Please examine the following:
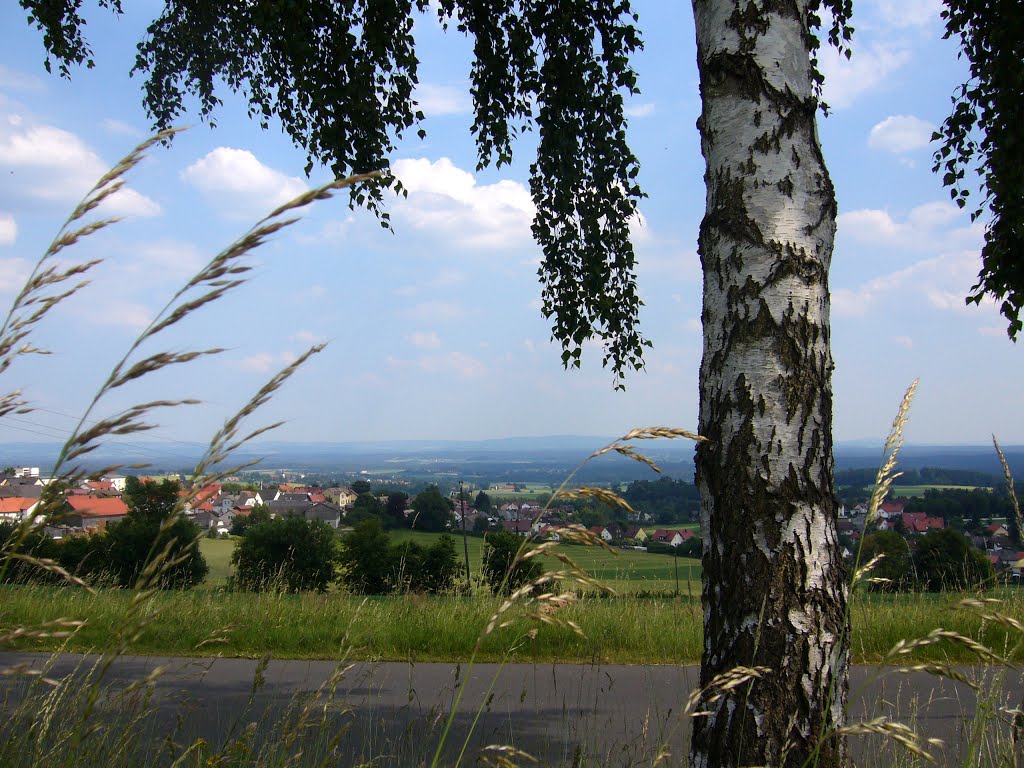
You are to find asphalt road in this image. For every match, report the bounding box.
[2,652,1022,766]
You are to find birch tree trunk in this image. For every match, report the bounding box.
[689,2,849,766]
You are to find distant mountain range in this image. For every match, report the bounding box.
[1,437,1022,482]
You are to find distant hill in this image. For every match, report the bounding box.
[1,438,1021,484]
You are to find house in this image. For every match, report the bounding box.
[987,523,1010,538]
[623,526,648,542]
[63,496,129,530]
[324,487,358,508]
[102,474,128,492]
[589,526,614,543]
[650,528,695,547]
[503,519,533,535]
[0,497,38,521]
[303,501,342,528]
[877,501,905,519]
[83,480,118,495]
[900,512,945,534]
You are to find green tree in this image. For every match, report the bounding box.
[409,486,455,533]
[0,521,58,584]
[231,516,338,593]
[913,528,995,592]
[350,480,372,496]
[337,518,394,595]
[230,504,271,536]
[123,476,179,526]
[348,492,383,524]
[384,491,409,528]
[859,531,914,592]
[109,475,207,589]
[473,491,492,514]
[481,530,542,595]
[391,535,461,593]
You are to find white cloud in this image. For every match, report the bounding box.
[979,325,1008,338]
[239,351,296,373]
[409,331,441,349]
[876,0,943,29]
[292,329,327,345]
[625,102,656,118]
[389,350,486,378]
[414,83,472,116]
[0,65,44,92]
[832,249,987,318]
[837,201,981,251]
[868,115,935,153]
[133,241,205,277]
[79,301,153,330]
[240,353,277,373]
[819,44,911,109]
[182,147,308,216]
[394,269,467,298]
[404,300,464,322]
[0,213,15,246]
[100,118,142,137]
[0,115,160,215]
[391,157,535,250]
[893,335,913,349]
[0,257,31,288]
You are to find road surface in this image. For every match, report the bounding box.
[2,652,1021,766]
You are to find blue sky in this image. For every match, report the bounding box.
[0,0,1020,451]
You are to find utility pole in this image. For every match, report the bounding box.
[460,480,471,594]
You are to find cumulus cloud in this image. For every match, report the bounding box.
[409,331,441,349]
[868,115,936,153]
[292,329,327,345]
[837,201,981,251]
[0,257,31,288]
[625,102,656,118]
[893,335,913,349]
[819,44,911,109]
[832,249,985,318]
[414,83,472,116]
[239,351,296,373]
[133,241,205,277]
[0,115,160,215]
[404,300,464,322]
[78,301,153,330]
[182,147,307,216]
[394,269,467,298]
[391,157,535,249]
[875,0,943,29]
[100,118,142,137]
[389,350,486,378]
[0,213,15,246]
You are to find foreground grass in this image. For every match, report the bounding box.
[3,584,1022,665]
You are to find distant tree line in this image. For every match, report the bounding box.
[835,467,999,489]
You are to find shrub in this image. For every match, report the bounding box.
[231,516,338,593]
[481,530,543,595]
[860,530,914,591]
[105,514,208,589]
[913,528,995,592]
[337,518,394,594]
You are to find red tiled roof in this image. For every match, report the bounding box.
[85,480,115,492]
[0,497,36,513]
[66,496,129,517]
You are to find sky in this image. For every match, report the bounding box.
[0,0,1021,453]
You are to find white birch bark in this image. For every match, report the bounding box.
[689,2,848,766]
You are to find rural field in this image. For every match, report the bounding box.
[2,534,1022,666]
[200,532,704,593]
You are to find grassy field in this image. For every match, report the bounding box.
[3,583,1023,666]
[201,531,702,594]
[871,484,987,498]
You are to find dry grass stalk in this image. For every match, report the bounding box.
[685,665,772,717]
[866,378,918,526]
[476,744,538,767]
[886,628,1004,665]
[834,717,943,762]
[993,435,1023,546]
